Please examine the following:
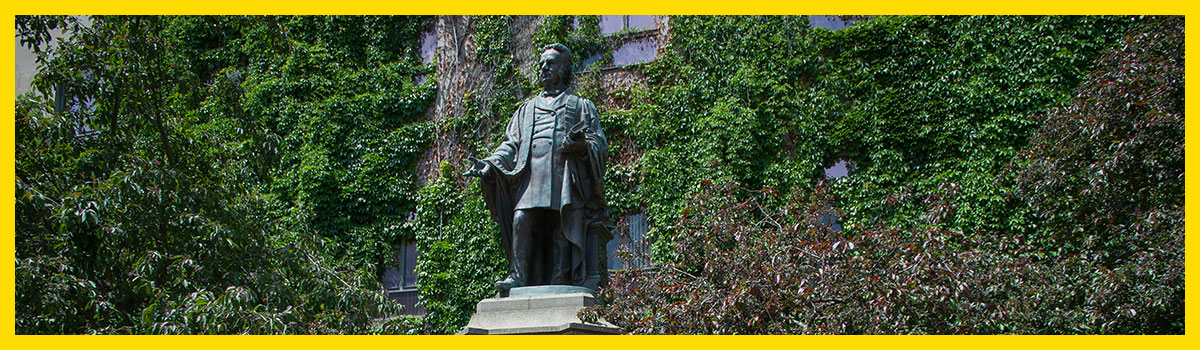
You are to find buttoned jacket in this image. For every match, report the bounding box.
[484,89,607,209]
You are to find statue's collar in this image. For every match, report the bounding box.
[536,88,573,109]
[541,87,571,98]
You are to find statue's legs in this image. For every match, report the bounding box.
[497,209,537,292]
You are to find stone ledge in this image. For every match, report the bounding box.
[478,292,595,312]
[463,322,622,335]
[461,289,622,335]
[507,285,595,297]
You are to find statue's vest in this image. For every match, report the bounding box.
[514,94,582,211]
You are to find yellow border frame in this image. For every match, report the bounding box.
[3,2,1194,348]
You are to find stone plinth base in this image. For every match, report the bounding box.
[460,287,622,335]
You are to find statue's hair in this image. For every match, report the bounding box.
[542,43,574,84]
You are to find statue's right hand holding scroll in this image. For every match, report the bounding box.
[563,120,589,154]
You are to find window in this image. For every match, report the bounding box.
[809,16,874,30]
[419,29,436,65]
[824,159,855,179]
[383,240,424,315]
[599,15,658,35]
[587,15,662,69]
[54,74,100,140]
[818,156,855,232]
[606,214,649,270]
[611,37,659,67]
[415,26,436,85]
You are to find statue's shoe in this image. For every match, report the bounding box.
[494,276,525,293]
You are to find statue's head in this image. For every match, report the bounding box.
[538,43,573,91]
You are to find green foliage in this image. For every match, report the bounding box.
[472,16,514,72]
[241,16,436,269]
[816,16,1135,235]
[464,16,537,150]
[532,16,606,70]
[408,164,506,334]
[614,16,826,259]
[1014,16,1183,255]
[586,15,1181,334]
[1012,16,1185,332]
[15,15,433,334]
[609,16,1137,262]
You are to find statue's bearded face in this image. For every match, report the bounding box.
[538,49,569,89]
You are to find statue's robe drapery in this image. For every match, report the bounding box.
[479,89,614,287]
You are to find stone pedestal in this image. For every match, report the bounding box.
[460,286,622,335]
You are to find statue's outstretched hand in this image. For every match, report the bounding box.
[462,156,492,178]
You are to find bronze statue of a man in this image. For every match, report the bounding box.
[463,43,613,294]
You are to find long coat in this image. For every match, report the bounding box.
[479,89,613,286]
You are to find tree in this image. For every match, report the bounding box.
[1011,15,1184,333]
[15,15,432,334]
